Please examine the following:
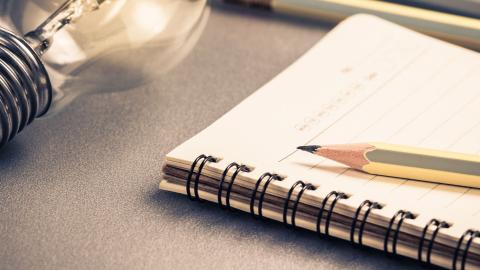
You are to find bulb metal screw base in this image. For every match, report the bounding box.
[0,27,52,149]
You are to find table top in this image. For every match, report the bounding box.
[0,2,423,269]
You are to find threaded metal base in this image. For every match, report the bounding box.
[0,27,52,148]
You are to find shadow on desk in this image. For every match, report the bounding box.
[0,141,26,169]
[209,0,335,30]
[148,189,424,269]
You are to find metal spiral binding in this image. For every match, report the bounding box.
[250,172,283,218]
[282,180,315,229]
[218,162,251,210]
[316,191,348,237]
[185,154,472,269]
[186,155,219,201]
[418,219,450,265]
[384,210,415,255]
[0,27,52,148]
[452,229,480,270]
[350,200,383,246]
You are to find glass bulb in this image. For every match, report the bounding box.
[0,0,208,117]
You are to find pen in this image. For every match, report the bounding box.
[226,0,480,50]
[297,142,480,188]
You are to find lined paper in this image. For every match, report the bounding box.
[281,32,480,226]
[162,14,480,267]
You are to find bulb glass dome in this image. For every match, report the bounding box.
[1,0,209,113]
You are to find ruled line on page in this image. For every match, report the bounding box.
[372,69,480,196]
[307,54,462,185]
[355,71,480,210]
[277,46,431,163]
[276,47,480,219]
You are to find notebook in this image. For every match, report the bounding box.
[160,14,480,269]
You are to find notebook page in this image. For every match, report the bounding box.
[282,32,480,227]
[162,14,480,262]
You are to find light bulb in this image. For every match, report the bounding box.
[0,0,209,148]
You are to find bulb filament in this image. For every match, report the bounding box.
[24,0,108,55]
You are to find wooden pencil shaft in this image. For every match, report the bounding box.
[365,149,480,176]
[227,0,480,50]
[301,142,480,188]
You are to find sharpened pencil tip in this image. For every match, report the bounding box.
[297,145,321,153]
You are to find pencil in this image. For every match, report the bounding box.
[297,142,480,188]
[226,0,480,51]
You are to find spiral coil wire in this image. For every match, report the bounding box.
[0,27,52,148]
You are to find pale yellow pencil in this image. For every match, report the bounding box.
[227,0,480,50]
[297,142,480,188]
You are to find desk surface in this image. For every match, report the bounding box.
[0,2,423,269]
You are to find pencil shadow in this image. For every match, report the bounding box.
[290,161,349,174]
[147,188,424,270]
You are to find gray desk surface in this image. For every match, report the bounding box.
[0,2,423,269]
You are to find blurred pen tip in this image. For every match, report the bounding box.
[297,145,321,153]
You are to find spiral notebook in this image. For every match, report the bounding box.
[160,15,480,269]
